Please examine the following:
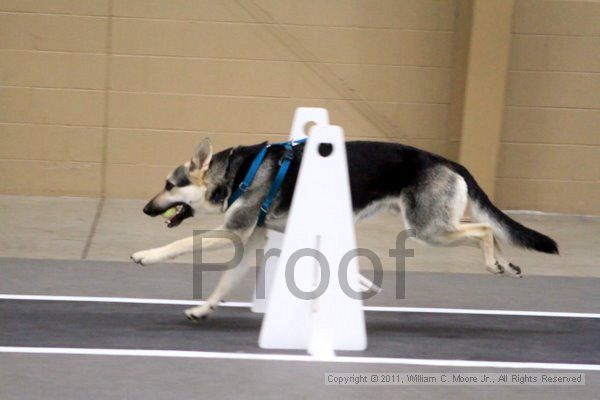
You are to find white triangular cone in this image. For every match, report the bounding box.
[252,107,330,313]
[289,107,329,141]
[259,124,367,352]
[251,229,282,313]
[307,296,336,359]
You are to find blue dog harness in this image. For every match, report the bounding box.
[227,138,307,226]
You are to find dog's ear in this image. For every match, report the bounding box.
[190,138,213,172]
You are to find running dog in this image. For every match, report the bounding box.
[131,138,558,320]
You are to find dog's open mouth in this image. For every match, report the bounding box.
[162,203,193,228]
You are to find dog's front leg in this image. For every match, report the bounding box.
[131,236,193,265]
[131,226,231,265]
[184,227,267,320]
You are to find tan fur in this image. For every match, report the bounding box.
[188,167,207,187]
[440,223,496,269]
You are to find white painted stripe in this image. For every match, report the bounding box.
[506,209,600,219]
[0,294,251,308]
[0,346,598,371]
[362,306,600,319]
[1,294,599,319]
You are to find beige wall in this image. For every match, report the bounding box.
[456,0,514,199]
[495,0,600,215]
[0,0,598,214]
[0,0,456,199]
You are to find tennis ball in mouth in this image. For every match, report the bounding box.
[162,207,178,219]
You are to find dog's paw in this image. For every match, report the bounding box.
[487,261,523,278]
[184,304,215,321]
[505,262,523,278]
[486,262,505,275]
[130,249,166,266]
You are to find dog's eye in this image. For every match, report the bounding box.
[210,186,228,204]
[165,181,174,191]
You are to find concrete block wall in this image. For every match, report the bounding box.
[496,0,600,214]
[0,0,456,199]
[0,0,598,214]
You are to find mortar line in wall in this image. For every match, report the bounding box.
[496,177,599,184]
[500,141,600,148]
[0,122,452,140]
[513,32,600,39]
[0,85,452,105]
[506,105,600,111]
[510,69,600,75]
[0,48,455,70]
[0,11,457,33]
[81,0,112,260]
[0,158,103,164]
[0,121,104,129]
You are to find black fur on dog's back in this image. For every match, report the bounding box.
[221,140,557,254]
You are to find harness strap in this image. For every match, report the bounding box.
[257,142,294,226]
[227,145,269,207]
[227,138,306,226]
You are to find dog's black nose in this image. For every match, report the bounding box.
[143,203,154,216]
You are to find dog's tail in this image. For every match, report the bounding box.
[450,163,559,254]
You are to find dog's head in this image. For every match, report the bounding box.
[142,138,232,227]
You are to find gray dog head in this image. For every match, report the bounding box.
[142,138,232,227]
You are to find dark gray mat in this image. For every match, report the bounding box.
[2,257,600,313]
[1,300,598,364]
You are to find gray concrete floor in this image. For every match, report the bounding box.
[2,354,596,400]
[0,194,598,277]
[1,260,599,400]
[1,194,599,400]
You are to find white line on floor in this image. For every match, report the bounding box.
[2,294,600,319]
[365,306,600,319]
[0,346,598,370]
[0,294,250,308]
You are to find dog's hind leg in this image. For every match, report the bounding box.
[432,223,498,274]
[401,167,500,275]
[184,227,267,320]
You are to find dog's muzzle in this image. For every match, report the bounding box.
[143,201,194,228]
[143,202,159,216]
